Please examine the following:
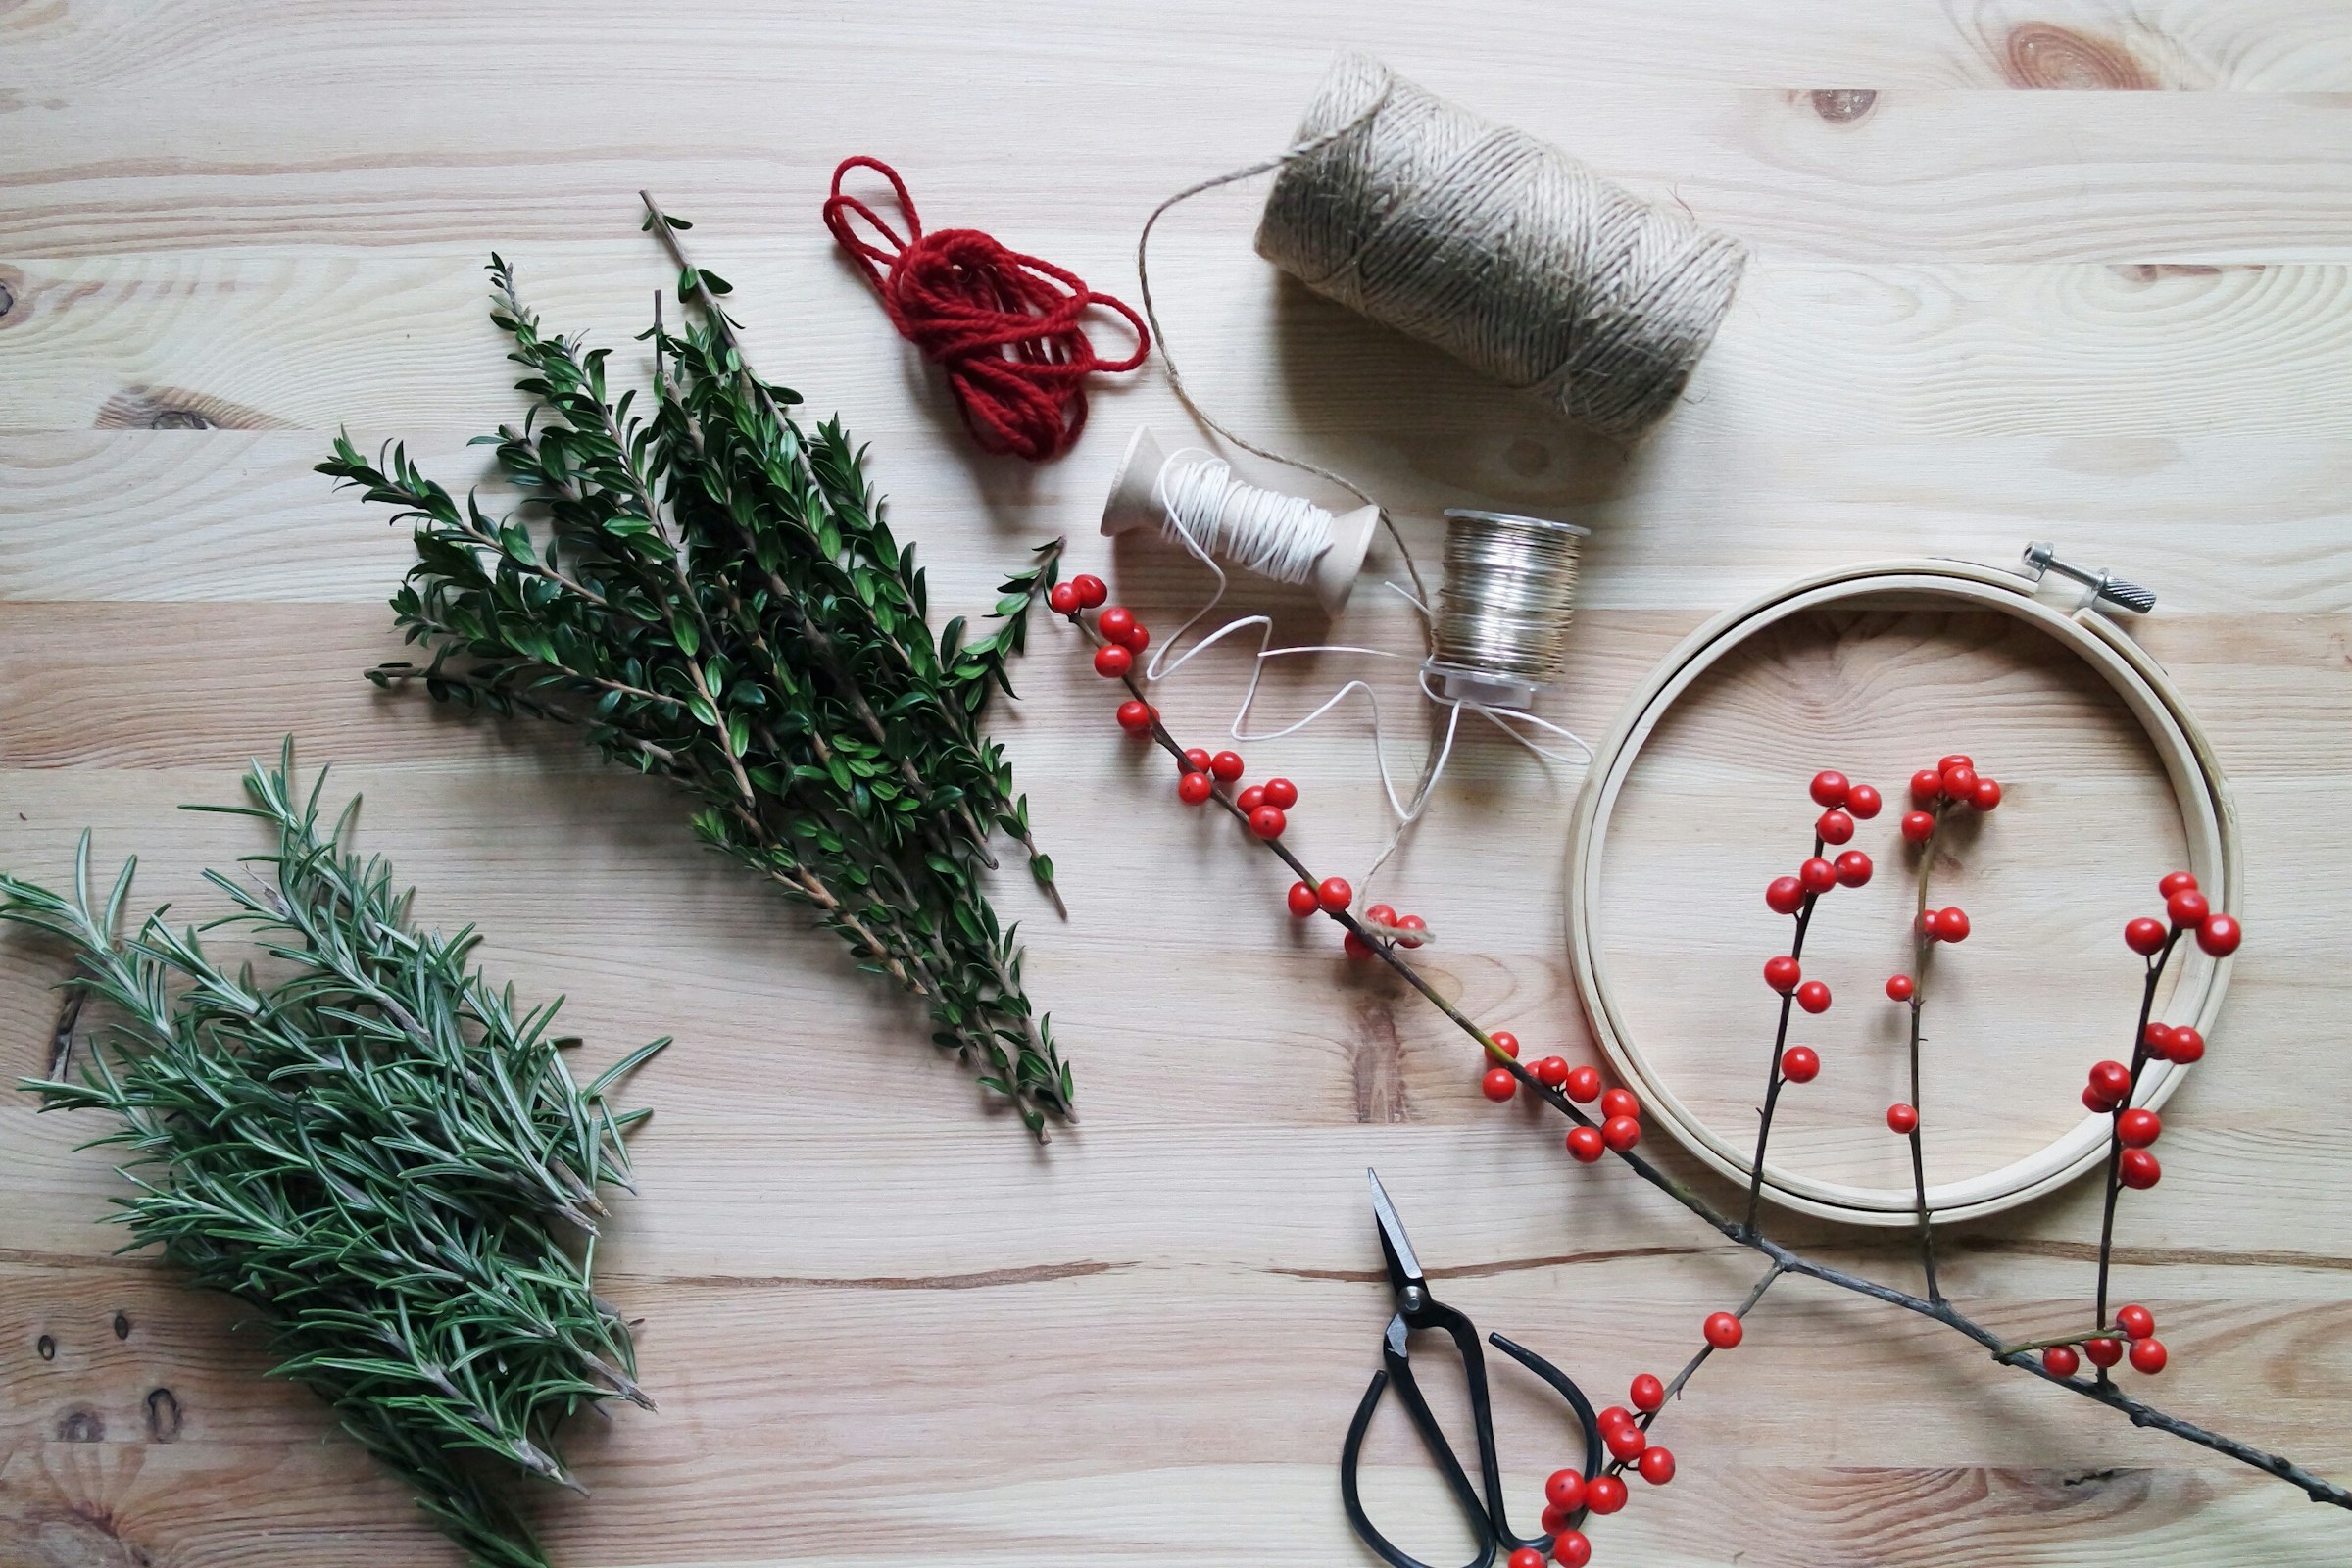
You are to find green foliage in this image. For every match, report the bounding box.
[2,743,661,1568]
[320,207,1070,1136]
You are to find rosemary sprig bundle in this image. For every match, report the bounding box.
[2,745,662,1567]
[320,199,1072,1136]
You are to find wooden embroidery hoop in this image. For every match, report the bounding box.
[1566,555,2241,1227]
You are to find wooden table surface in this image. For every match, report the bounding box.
[9,4,2352,1565]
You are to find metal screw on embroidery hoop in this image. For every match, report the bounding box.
[2021,541,2157,616]
[1423,509,1590,711]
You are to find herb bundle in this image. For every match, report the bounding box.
[321,197,1071,1136]
[2,746,662,1567]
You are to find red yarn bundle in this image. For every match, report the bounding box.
[822,156,1149,462]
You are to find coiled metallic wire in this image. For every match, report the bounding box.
[1428,509,1589,683]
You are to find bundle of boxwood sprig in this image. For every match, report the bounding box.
[320,195,1071,1137]
[2,745,662,1568]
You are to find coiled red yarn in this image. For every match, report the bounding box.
[822,156,1150,462]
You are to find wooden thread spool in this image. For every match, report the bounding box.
[1101,426,1380,612]
[1566,555,2239,1227]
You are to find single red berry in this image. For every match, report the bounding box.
[1541,1502,1570,1534]
[1120,622,1151,652]
[1910,769,1943,806]
[1886,974,1915,1002]
[1395,913,1427,947]
[1596,1406,1635,1432]
[1262,777,1298,809]
[2124,917,2166,956]
[1364,903,1396,927]
[1209,750,1245,782]
[1600,1087,1640,1121]
[2165,1026,2205,1064]
[1183,746,1212,772]
[2166,888,2210,928]
[1937,906,1971,943]
[1846,782,1883,819]
[1630,1372,1665,1412]
[1637,1446,1676,1486]
[1972,777,2002,812]
[2088,1060,2132,1102]
[1602,1114,1642,1152]
[2158,870,2198,899]
[2142,1021,2174,1056]
[2120,1149,2161,1189]
[2197,913,2242,957]
[1094,643,1132,678]
[1507,1548,1544,1568]
[2130,1337,2168,1375]
[1918,907,1944,940]
[2083,1336,2124,1368]
[1343,931,1373,960]
[1886,1102,1919,1135]
[1098,606,1137,643]
[1765,875,1806,915]
[1250,805,1287,839]
[1901,809,1936,844]
[1236,784,1266,813]
[2118,1108,2160,1148]
[1603,1420,1646,1461]
[1938,754,1974,771]
[1544,1467,1587,1512]
[1817,808,1855,846]
[1116,699,1153,733]
[1764,956,1801,993]
[1795,979,1832,1014]
[1534,1056,1570,1088]
[1942,763,1979,800]
[1835,850,1873,887]
[1702,1310,1744,1349]
[1798,857,1837,893]
[1177,770,1212,804]
[1585,1474,1628,1515]
[2116,1303,2155,1340]
[2042,1345,2081,1378]
[1565,1125,1605,1163]
[1070,573,1107,609]
[1287,882,1319,918]
[1489,1031,1523,1059]
[2082,1084,2119,1113]
[1781,1046,1820,1084]
[1317,876,1352,912]
[1564,1065,1602,1103]
[1481,1067,1518,1103]
[1810,770,1850,808]
[1049,582,1080,614]
[1552,1529,1592,1568]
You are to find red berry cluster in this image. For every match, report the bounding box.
[1341,901,1429,961]
[1480,1032,1644,1162]
[2040,1301,2168,1380]
[1520,1354,1703,1567]
[1758,771,1878,1051]
[2126,868,2241,961]
[1899,752,2001,844]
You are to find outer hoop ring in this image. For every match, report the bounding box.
[1566,557,2240,1226]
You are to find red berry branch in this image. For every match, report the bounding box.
[1052,596,2352,1546]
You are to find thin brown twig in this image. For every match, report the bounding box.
[1062,605,2352,1513]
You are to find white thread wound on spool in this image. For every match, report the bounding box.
[1152,450,1334,587]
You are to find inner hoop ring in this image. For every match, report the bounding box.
[1566,556,2240,1226]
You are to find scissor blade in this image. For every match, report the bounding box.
[1366,1168,1425,1292]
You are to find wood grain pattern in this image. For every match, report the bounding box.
[8,4,2352,1565]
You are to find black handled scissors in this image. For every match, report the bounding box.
[1341,1169,1601,1568]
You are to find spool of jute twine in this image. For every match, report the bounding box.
[1252,52,1747,441]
